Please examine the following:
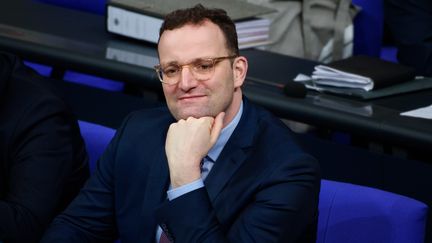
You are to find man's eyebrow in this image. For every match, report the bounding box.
[160,60,179,66]
[161,57,210,66]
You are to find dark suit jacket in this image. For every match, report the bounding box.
[42,98,320,243]
[384,0,432,76]
[0,52,89,243]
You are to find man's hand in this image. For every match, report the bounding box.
[165,112,225,188]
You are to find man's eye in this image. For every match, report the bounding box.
[163,67,179,76]
[195,61,214,71]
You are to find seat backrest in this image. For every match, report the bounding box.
[317,179,428,243]
[351,0,384,56]
[34,0,107,15]
[78,120,116,173]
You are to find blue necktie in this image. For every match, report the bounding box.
[200,155,214,180]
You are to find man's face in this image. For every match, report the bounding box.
[157,20,245,122]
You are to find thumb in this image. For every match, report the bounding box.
[210,112,225,145]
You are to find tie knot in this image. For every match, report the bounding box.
[200,155,213,167]
[200,155,214,180]
[204,155,213,162]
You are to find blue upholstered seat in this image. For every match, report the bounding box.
[63,71,124,92]
[78,120,115,173]
[24,61,53,77]
[351,0,384,57]
[24,61,125,91]
[317,179,428,243]
[34,0,106,15]
[351,0,397,61]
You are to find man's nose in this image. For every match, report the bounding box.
[178,66,198,90]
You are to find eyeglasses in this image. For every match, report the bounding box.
[154,55,238,85]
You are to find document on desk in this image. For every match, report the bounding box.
[400,104,432,119]
[311,55,416,91]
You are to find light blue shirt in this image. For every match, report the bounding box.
[156,101,244,242]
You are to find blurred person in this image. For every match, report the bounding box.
[384,0,432,76]
[0,52,89,242]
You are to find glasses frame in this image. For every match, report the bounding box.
[154,55,238,85]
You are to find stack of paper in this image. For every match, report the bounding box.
[311,55,416,91]
[295,55,417,94]
[293,55,430,99]
[311,64,374,91]
[236,18,271,49]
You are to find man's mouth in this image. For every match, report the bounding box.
[178,94,206,101]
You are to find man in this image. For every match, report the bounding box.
[0,52,89,242]
[42,4,320,243]
[384,0,432,76]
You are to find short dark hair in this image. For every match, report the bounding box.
[158,4,239,56]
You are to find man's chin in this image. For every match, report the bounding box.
[177,109,214,120]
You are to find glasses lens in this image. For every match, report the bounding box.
[191,59,215,80]
[158,64,179,84]
[163,65,180,78]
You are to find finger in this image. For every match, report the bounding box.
[210,112,225,145]
[186,116,195,122]
[178,119,186,124]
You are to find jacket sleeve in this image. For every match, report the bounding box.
[40,112,136,243]
[155,151,321,243]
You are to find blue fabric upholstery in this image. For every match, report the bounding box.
[24,61,124,91]
[34,0,107,15]
[78,120,115,173]
[351,0,384,57]
[351,0,398,62]
[380,46,398,62]
[63,71,124,92]
[317,179,428,243]
[24,61,53,77]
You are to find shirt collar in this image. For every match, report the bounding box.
[207,100,243,162]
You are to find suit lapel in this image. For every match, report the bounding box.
[141,128,171,239]
[205,99,258,202]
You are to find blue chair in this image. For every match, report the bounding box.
[78,120,116,173]
[24,61,53,77]
[63,71,125,92]
[24,61,125,91]
[351,0,397,62]
[351,0,384,57]
[78,120,120,241]
[34,0,106,15]
[317,179,428,243]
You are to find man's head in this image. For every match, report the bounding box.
[156,4,248,125]
[158,4,239,57]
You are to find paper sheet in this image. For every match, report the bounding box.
[400,104,432,119]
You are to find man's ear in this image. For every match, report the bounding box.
[232,56,248,88]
